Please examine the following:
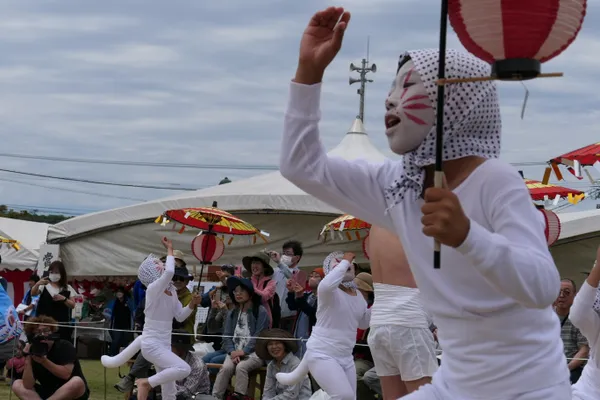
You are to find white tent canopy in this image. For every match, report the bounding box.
[0,217,49,271]
[48,118,390,276]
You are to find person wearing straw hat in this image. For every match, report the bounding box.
[242,252,279,329]
[211,277,269,399]
[276,251,370,400]
[255,328,312,400]
[279,6,570,400]
[571,247,600,400]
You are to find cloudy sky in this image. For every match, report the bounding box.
[0,0,597,216]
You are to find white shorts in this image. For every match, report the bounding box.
[367,325,438,381]
[403,379,572,400]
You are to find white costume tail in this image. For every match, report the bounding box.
[276,355,309,385]
[101,335,142,368]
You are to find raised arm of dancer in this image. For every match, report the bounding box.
[456,167,560,309]
[571,248,600,338]
[318,260,350,297]
[148,255,175,295]
[280,82,402,233]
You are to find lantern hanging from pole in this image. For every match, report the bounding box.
[448,0,587,80]
[191,233,224,265]
[538,208,561,246]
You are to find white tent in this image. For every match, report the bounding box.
[0,217,48,271]
[48,118,390,276]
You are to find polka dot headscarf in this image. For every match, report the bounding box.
[138,253,165,288]
[323,251,356,289]
[385,49,502,208]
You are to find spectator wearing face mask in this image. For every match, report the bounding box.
[268,241,304,331]
[31,261,78,343]
[103,287,135,356]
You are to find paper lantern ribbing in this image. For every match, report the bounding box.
[539,208,561,246]
[448,0,587,79]
[192,233,224,264]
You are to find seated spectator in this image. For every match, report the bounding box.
[12,315,89,400]
[212,277,269,399]
[201,264,235,358]
[256,329,311,400]
[285,268,323,358]
[6,340,26,382]
[171,329,212,400]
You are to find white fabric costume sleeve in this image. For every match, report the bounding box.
[455,167,560,309]
[281,82,402,232]
[358,307,371,330]
[318,259,351,298]
[147,255,175,295]
[173,299,194,322]
[570,281,600,338]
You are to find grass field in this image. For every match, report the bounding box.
[1,359,126,400]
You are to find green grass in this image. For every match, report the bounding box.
[1,360,126,400]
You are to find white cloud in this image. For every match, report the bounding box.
[0,2,597,215]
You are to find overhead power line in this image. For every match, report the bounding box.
[0,177,147,202]
[0,152,279,171]
[0,151,552,170]
[0,168,201,191]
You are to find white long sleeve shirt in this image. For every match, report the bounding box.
[144,255,194,342]
[280,82,567,397]
[306,260,370,358]
[571,281,600,399]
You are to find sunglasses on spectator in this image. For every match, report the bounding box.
[172,276,187,282]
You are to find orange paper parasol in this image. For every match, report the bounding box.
[155,202,268,244]
[320,214,371,241]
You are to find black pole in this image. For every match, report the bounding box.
[434,0,449,269]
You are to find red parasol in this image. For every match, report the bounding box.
[525,178,584,203]
[320,214,371,242]
[547,142,600,181]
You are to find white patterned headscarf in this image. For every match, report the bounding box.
[385,49,502,208]
[323,251,356,289]
[138,254,165,288]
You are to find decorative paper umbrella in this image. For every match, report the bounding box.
[525,178,584,205]
[431,0,586,268]
[320,215,371,260]
[0,236,20,251]
[546,142,600,182]
[320,214,371,242]
[155,201,268,286]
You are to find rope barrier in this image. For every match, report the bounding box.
[18,320,592,361]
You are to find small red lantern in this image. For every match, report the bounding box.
[538,208,561,246]
[448,0,587,79]
[192,233,224,264]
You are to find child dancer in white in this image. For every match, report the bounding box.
[280,7,569,399]
[571,248,600,400]
[101,237,200,400]
[276,251,370,400]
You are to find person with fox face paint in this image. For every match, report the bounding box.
[276,251,370,399]
[280,6,569,400]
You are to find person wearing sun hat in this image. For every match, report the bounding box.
[256,328,312,400]
[242,251,279,328]
[211,277,269,399]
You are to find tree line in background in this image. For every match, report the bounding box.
[0,205,70,224]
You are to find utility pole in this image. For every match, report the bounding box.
[349,37,376,121]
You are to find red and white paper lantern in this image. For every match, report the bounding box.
[539,208,561,246]
[448,0,587,79]
[191,233,224,264]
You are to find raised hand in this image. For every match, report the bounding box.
[294,7,351,85]
[342,252,356,262]
[161,236,173,250]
